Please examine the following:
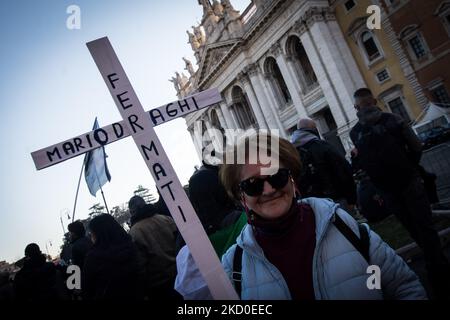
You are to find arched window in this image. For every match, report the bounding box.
[264,57,291,106]
[202,120,208,134]
[286,36,318,91]
[230,86,257,129]
[435,1,450,37]
[208,109,225,152]
[210,109,222,130]
[210,108,225,136]
[360,31,381,61]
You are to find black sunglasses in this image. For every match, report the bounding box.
[239,168,291,197]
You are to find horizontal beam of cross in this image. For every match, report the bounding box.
[31,88,220,170]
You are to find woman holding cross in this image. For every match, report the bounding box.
[216,131,426,300]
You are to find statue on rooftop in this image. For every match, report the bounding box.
[183,57,195,77]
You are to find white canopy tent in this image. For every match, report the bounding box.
[412,103,450,134]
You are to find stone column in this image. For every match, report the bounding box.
[295,7,365,127]
[204,117,222,153]
[246,63,287,138]
[285,55,306,96]
[214,105,228,130]
[293,7,369,153]
[270,42,308,119]
[238,71,268,130]
[229,103,243,129]
[219,100,236,129]
[188,126,202,160]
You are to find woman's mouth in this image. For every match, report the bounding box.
[259,194,282,204]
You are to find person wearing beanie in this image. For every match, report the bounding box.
[127,195,180,300]
[290,118,357,213]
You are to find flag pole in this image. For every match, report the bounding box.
[60,215,66,234]
[45,242,50,260]
[94,167,110,214]
[99,184,110,214]
[72,160,85,222]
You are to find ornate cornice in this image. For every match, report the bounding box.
[269,42,283,57]
[322,7,336,22]
[197,0,285,89]
[236,71,251,85]
[294,6,337,36]
[293,19,308,36]
[192,2,337,91]
[244,63,261,77]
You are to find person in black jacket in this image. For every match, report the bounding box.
[67,221,92,271]
[82,214,142,300]
[290,118,357,212]
[188,155,238,236]
[13,243,67,301]
[174,151,242,253]
[350,88,450,299]
[0,272,14,301]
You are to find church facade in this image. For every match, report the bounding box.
[174,0,382,157]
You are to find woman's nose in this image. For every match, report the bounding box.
[262,180,275,194]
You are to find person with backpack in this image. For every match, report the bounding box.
[290,118,357,212]
[353,167,391,223]
[350,88,450,299]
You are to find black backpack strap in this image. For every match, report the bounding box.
[333,214,370,264]
[232,245,243,299]
[359,223,370,263]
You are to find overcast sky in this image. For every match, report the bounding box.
[0,0,250,263]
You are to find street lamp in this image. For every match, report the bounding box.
[44,240,52,260]
[60,208,70,235]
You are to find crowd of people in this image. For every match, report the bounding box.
[2,87,449,300]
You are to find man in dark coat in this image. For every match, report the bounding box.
[188,158,237,236]
[291,118,357,211]
[0,272,14,301]
[350,87,450,299]
[14,243,67,301]
[82,214,142,300]
[68,220,92,270]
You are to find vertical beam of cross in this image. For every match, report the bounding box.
[86,37,238,300]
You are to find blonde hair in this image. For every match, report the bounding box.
[219,131,301,202]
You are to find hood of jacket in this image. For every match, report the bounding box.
[290,129,320,147]
[130,204,157,227]
[22,254,48,270]
[356,106,383,126]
